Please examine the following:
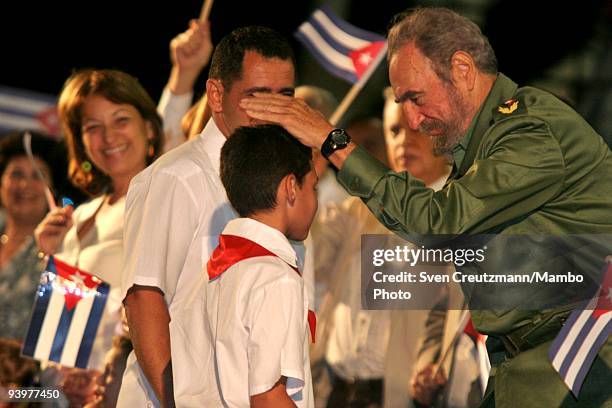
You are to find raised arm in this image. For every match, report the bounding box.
[160,19,213,151]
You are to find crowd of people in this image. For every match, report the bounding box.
[0,6,610,408]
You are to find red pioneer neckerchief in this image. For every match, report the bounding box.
[207,234,316,343]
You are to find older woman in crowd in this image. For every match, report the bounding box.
[0,131,71,341]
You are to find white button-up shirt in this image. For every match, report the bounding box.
[118,119,235,407]
[206,218,314,408]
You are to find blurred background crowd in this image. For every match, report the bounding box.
[0,1,609,407]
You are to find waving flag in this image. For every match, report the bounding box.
[549,261,612,397]
[0,85,60,136]
[22,256,109,369]
[295,6,386,83]
[463,316,491,393]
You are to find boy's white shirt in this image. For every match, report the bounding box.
[118,117,315,407]
[206,218,314,408]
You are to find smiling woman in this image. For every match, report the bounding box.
[58,70,164,199]
[33,69,164,407]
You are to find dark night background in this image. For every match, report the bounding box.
[1,0,610,135]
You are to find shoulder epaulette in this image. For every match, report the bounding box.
[492,97,527,122]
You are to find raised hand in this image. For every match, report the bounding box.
[168,19,213,95]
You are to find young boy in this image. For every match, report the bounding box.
[207,125,318,407]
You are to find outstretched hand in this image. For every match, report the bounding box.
[240,93,334,150]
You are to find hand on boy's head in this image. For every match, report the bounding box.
[239,93,334,150]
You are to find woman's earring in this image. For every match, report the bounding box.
[81,160,92,173]
[147,142,155,158]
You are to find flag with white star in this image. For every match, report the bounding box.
[548,260,612,397]
[0,85,60,136]
[22,256,110,369]
[295,5,386,83]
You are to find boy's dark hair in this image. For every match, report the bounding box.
[221,125,312,217]
[208,26,296,91]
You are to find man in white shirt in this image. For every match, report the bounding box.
[118,26,297,407]
[207,125,317,407]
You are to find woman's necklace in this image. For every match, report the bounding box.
[0,232,30,246]
[0,232,31,268]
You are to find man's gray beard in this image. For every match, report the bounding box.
[432,132,461,156]
[427,84,470,156]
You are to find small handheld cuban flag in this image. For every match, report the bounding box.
[0,85,60,136]
[295,5,386,84]
[462,316,491,394]
[22,256,110,369]
[548,260,612,397]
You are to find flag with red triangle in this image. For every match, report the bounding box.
[0,85,60,136]
[462,315,491,394]
[295,5,386,83]
[549,260,612,397]
[22,256,109,369]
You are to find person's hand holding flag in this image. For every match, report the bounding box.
[34,199,74,255]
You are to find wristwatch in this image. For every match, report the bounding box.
[321,128,351,159]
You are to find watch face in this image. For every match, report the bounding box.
[331,129,349,145]
[322,129,351,159]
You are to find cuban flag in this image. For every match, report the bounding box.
[548,261,612,397]
[0,85,60,136]
[462,316,491,394]
[22,256,109,369]
[295,6,387,83]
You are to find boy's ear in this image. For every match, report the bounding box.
[206,79,224,113]
[280,173,298,206]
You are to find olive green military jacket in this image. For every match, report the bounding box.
[337,74,612,407]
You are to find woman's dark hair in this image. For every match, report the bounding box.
[58,69,164,196]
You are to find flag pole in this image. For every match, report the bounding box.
[199,0,215,21]
[329,42,387,126]
[431,309,470,379]
[23,131,56,210]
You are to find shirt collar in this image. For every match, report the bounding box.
[452,73,518,172]
[198,119,227,176]
[428,168,452,192]
[221,218,298,268]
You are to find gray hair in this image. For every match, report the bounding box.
[387,7,497,82]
